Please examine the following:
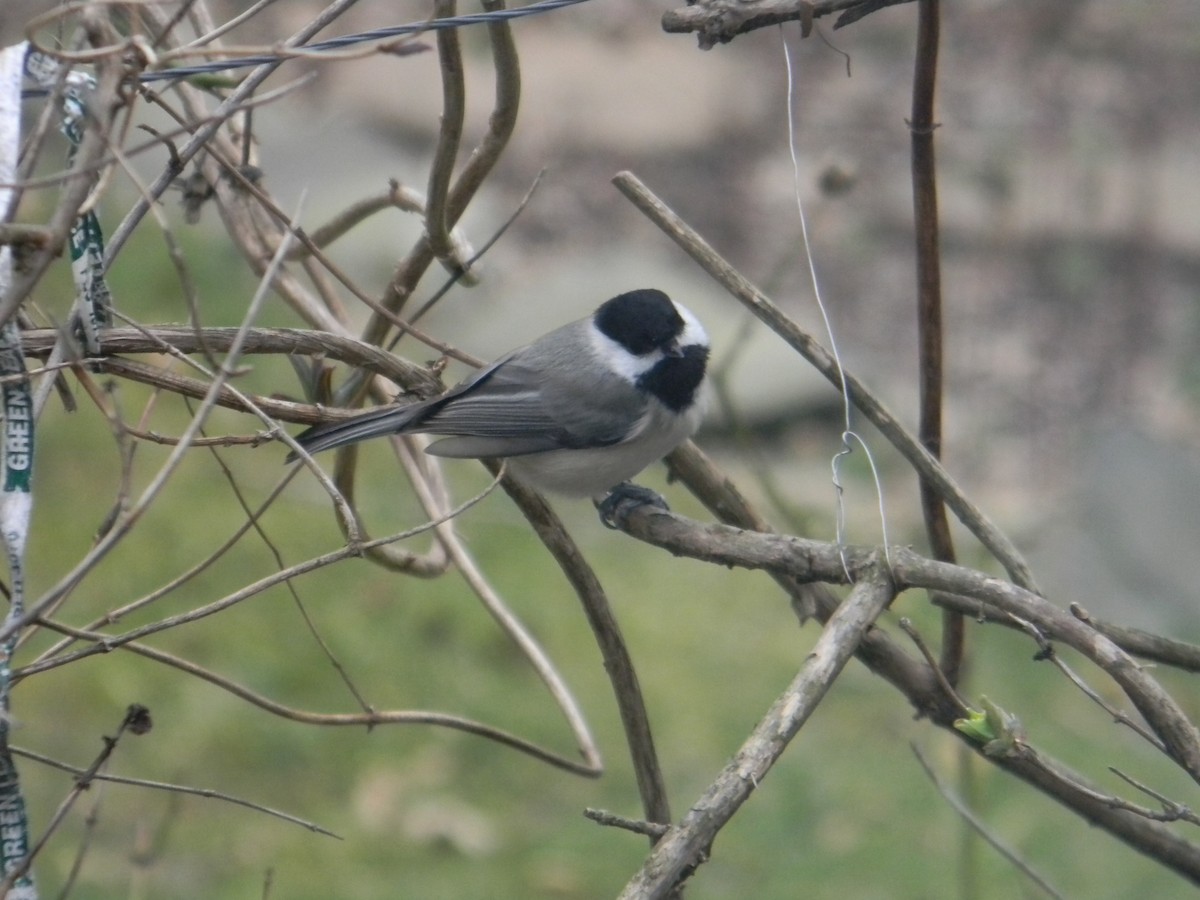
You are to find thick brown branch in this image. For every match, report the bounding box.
[606,504,1200,784]
[608,503,1200,886]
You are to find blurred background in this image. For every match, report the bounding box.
[8,0,1200,897]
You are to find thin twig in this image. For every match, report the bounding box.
[584,808,670,840]
[1109,768,1200,826]
[200,411,375,715]
[1014,627,1167,754]
[897,617,970,714]
[324,435,451,576]
[2,706,153,891]
[25,473,298,667]
[12,744,339,837]
[14,474,506,677]
[911,743,1065,899]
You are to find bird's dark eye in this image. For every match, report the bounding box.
[595,289,684,355]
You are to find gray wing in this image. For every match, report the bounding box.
[291,319,646,460]
[420,335,646,457]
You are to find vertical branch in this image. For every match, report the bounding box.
[445,0,520,226]
[370,0,520,343]
[425,0,466,265]
[909,0,962,683]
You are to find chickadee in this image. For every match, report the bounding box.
[288,289,709,499]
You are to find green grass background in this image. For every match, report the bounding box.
[9,143,1199,900]
[13,345,1200,899]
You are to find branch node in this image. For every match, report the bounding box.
[583,808,670,840]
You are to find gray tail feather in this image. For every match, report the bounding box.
[285,404,424,461]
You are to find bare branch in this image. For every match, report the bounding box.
[21,326,443,397]
[13,744,339,837]
[662,0,917,49]
[21,628,599,779]
[605,503,1200,784]
[497,468,675,838]
[1071,605,1200,673]
[617,571,895,897]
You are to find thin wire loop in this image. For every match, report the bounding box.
[780,26,891,576]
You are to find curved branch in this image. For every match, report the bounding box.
[368,0,520,344]
[25,628,598,778]
[495,467,675,838]
[425,0,467,265]
[445,0,521,228]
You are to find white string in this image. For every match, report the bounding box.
[780,26,891,573]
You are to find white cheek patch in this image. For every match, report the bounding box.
[675,303,708,350]
[588,323,664,384]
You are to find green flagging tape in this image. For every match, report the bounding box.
[67,204,113,353]
[0,647,34,898]
[0,328,36,899]
[0,42,39,899]
[25,49,112,354]
[0,335,31,495]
